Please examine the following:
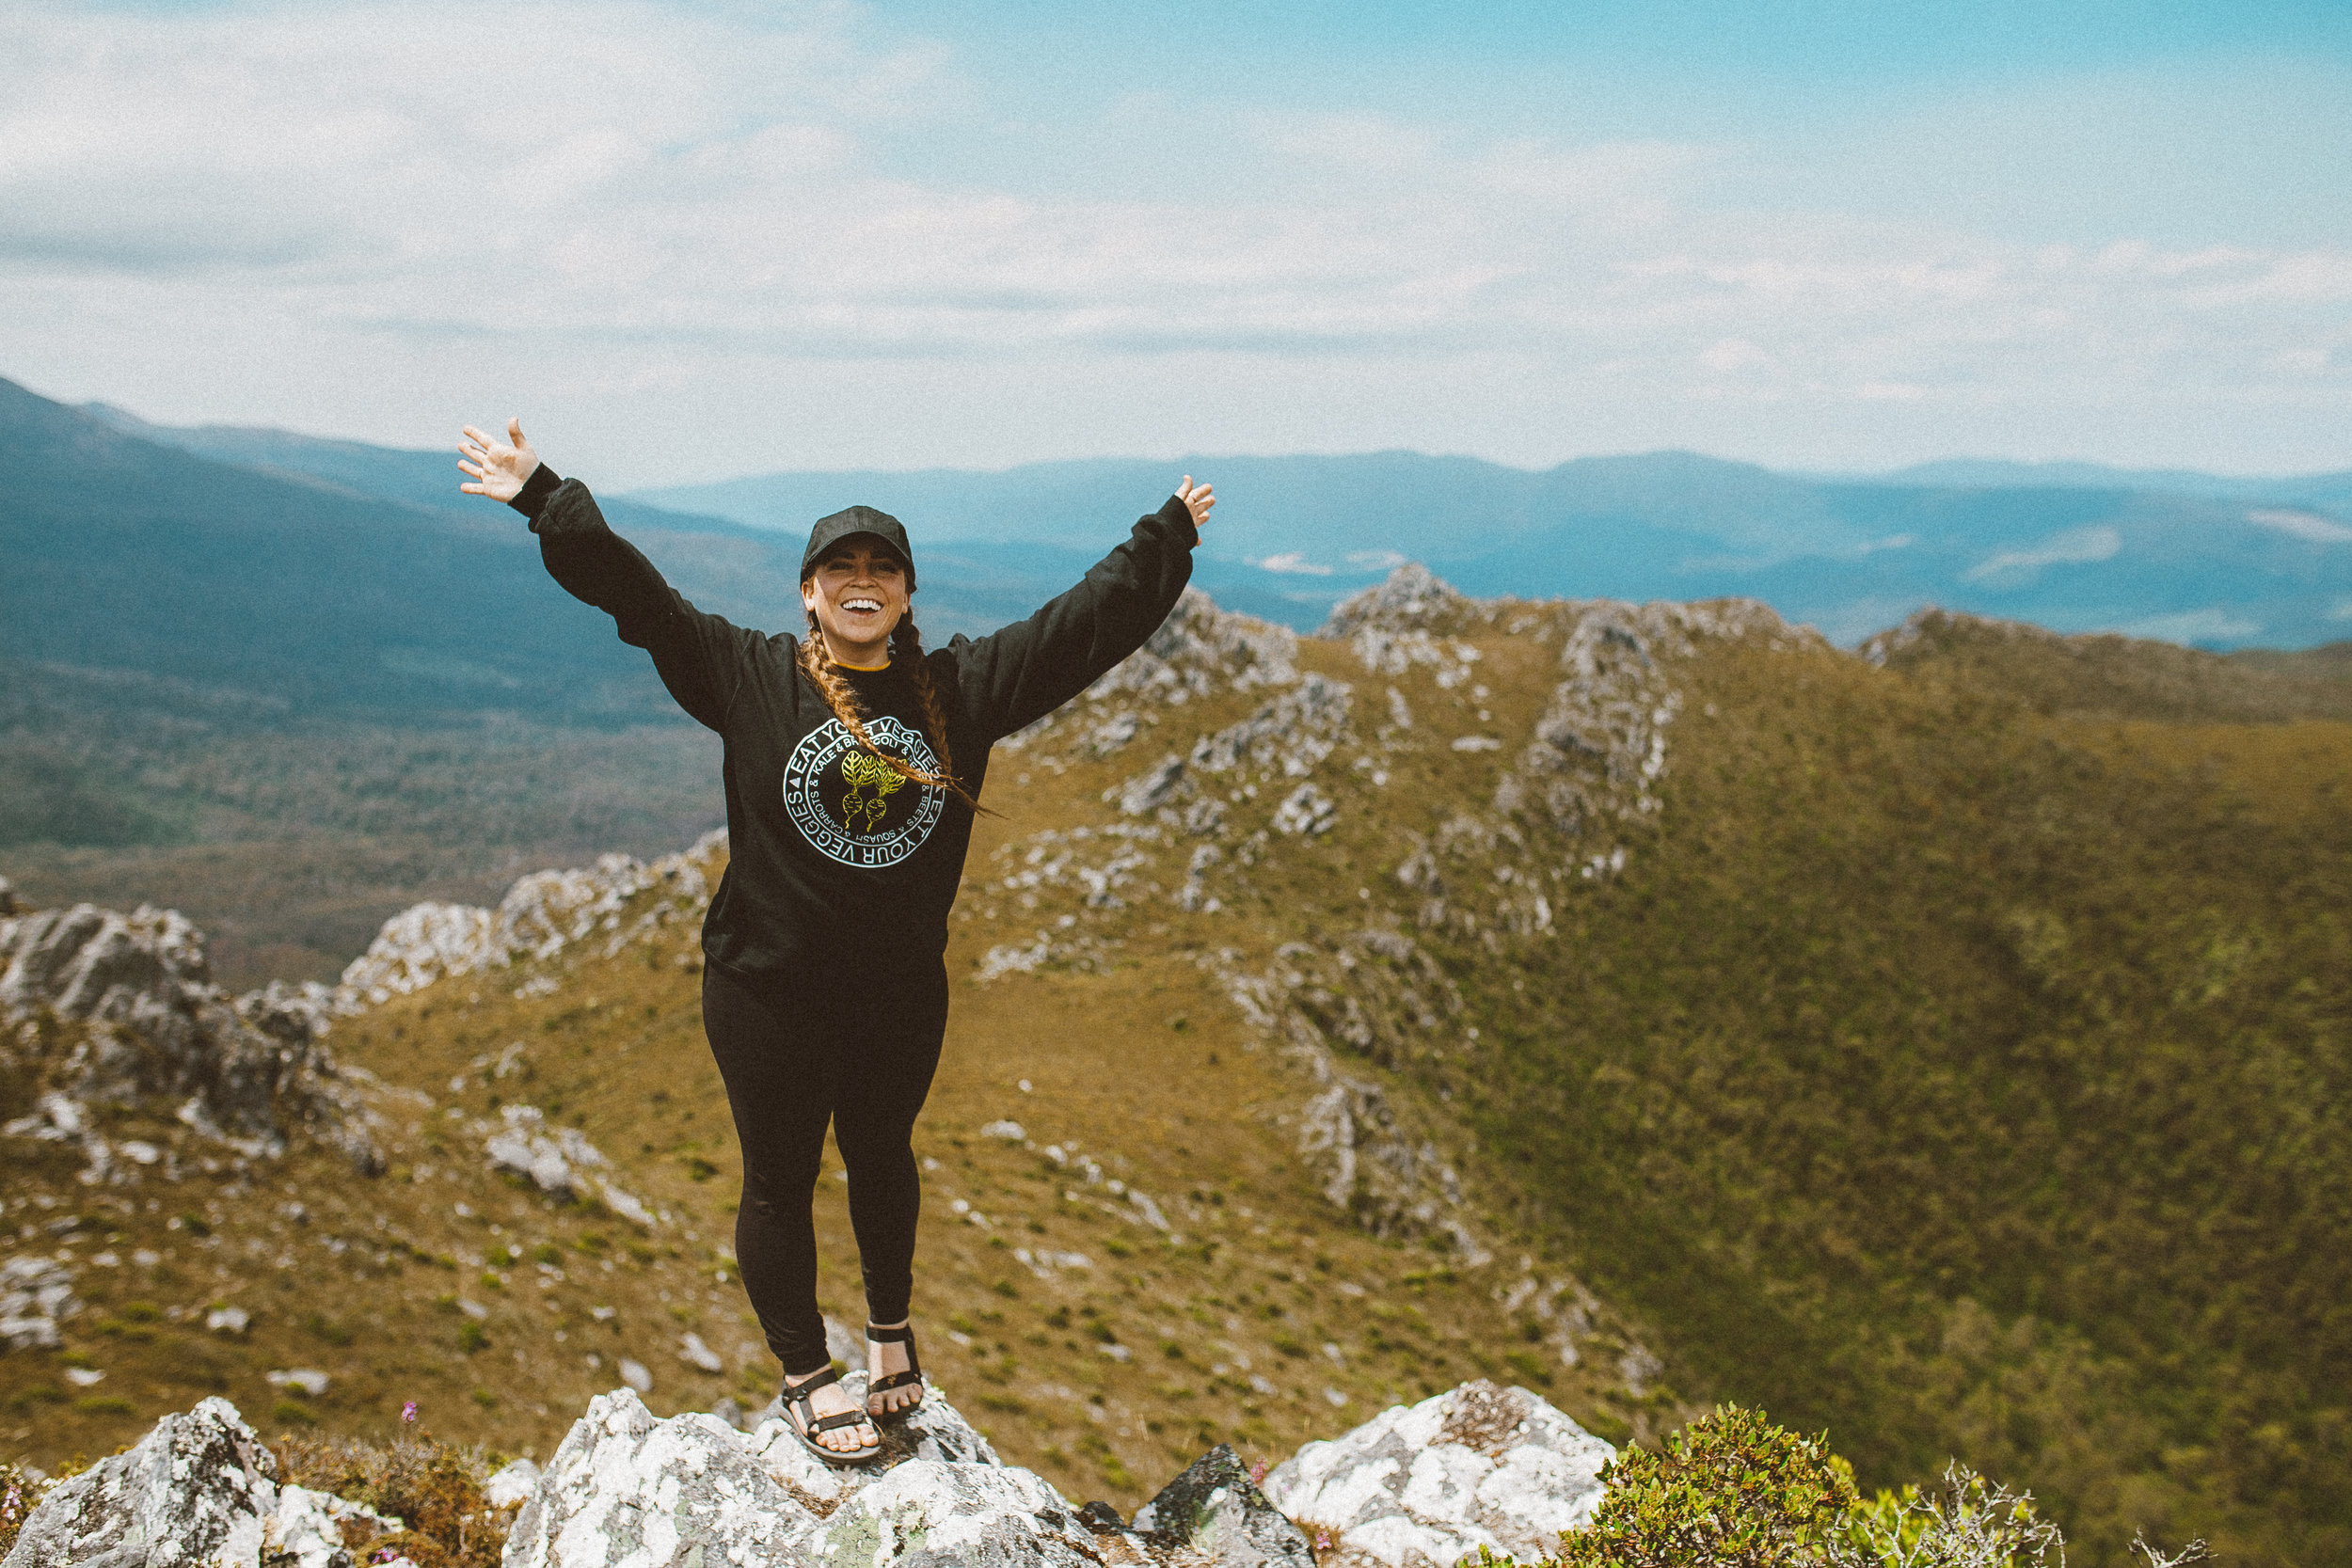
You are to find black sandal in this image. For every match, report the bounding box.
[866,1322,926,1423]
[781,1366,882,1466]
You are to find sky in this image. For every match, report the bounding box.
[2,0,2347,486]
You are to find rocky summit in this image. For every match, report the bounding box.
[4,1375,1609,1568]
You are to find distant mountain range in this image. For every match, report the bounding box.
[633,451,2352,648]
[6,374,2346,724]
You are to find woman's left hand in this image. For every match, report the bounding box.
[1176,475,1216,533]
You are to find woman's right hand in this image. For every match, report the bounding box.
[458,419,540,502]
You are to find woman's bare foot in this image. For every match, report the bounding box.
[784,1368,877,1455]
[866,1318,922,1418]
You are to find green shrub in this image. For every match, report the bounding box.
[1456,1405,2209,1568]
[1548,1404,1857,1568]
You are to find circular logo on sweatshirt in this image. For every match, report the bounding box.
[782,717,946,868]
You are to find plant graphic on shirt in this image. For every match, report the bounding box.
[839,750,908,835]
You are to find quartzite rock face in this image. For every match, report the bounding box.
[1263,1380,1613,1568]
[0,902,380,1176]
[0,1255,80,1351]
[1,1396,384,1568]
[807,1460,1098,1568]
[1131,1444,1316,1566]
[505,1373,1316,1568]
[336,837,718,1007]
[8,1377,1603,1568]
[502,1390,815,1568]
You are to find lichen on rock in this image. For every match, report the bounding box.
[3,1396,389,1568]
[1264,1379,1613,1568]
[0,900,383,1178]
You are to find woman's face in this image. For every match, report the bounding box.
[801,539,911,661]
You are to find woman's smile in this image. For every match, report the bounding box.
[803,542,912,665]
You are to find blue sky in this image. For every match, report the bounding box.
[1,0,2345,482]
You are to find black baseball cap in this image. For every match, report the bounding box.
[801,505,915,591]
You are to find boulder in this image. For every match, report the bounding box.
[0,1255,79,1352]
[1131,1445,1315,1566]
[803,1459,1097,1567]
[1084,589,1300,707]
[1317,565,1480,641]
[1270,784,1336,837]
[337,834,721,1007]
[502,1390,816,1568]
[0,903,379,1175]
[1263,1380,1612,1568]
[505,1373,1312,1568]
[1187,676,1353,782]
[1,1396,385,1568]
[482,1107,654,1224]
[485,1458,543,1511]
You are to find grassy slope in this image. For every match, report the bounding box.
[1444,613,2352,1567]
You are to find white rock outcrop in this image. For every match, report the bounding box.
[1319,566,1481,642]
[339,833,722,1006]
[1084,588,1300,706]
[6,1377,1610,1568]
[1104,675,1354,822]
[0,1254,80,1351]
[483,1106,656,1226]
[1,1396,389,1568]
[504,1371,1311,1568]
[1264,1379,1612,1568]
[0,901,381,1176]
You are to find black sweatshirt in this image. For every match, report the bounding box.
[509,467,1197,980]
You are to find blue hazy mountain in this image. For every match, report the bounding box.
[633,451,2352,648]
[40,381,2352,653]
[75,403,764,547]
[1879,458,2352,515]
[1,380,678,717]
[65,399,1139,648]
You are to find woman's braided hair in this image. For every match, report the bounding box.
[798,605,988,815]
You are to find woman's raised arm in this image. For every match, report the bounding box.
[454,416,756,733]
[952,477,1215,744]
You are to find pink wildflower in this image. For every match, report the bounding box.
[1249,1459,1268,1486]
[401,1402,418,1422]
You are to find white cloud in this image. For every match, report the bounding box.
[0,0,2346,480]
[2246,508,2352,544]
[2110,609,2263,645]
[1963,526,2123,585]
[1254,552,1333,576]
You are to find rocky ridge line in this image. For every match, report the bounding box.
[5,1370,1612,1568]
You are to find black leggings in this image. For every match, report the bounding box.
[699,958,949,1376]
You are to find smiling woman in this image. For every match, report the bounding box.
[455,416,1214,1465]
